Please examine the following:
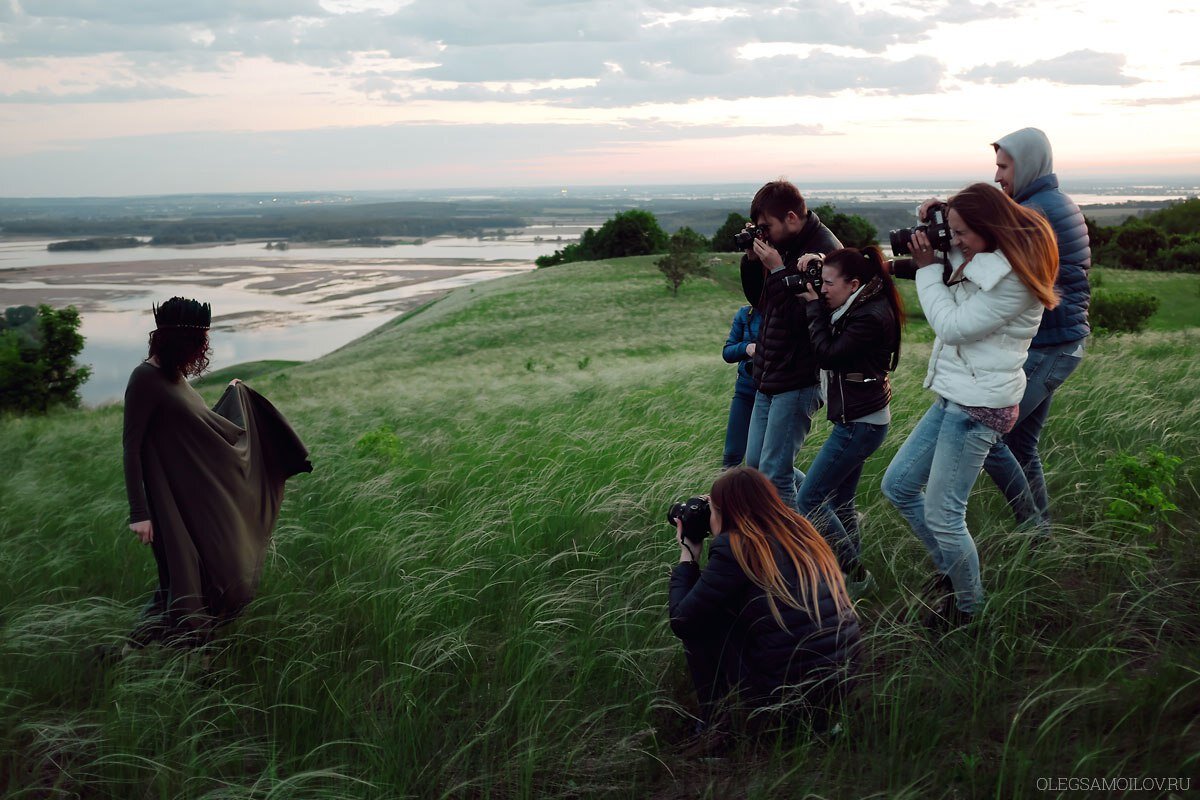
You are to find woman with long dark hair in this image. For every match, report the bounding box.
[668,467,860,737]
[794,246,903,598]
[881,183,1058,630]
[121,297,310,651]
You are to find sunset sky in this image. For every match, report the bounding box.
[1,0,1197,196]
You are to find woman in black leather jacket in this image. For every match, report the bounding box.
[668,467,860,735]
[795,247,904,599]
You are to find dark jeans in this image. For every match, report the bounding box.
[796,420,890,574]
[722,377,757,468]
[982,341,1084,529]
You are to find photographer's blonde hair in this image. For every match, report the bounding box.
[709,467,851,628]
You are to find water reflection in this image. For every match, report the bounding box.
[0,233,573,405]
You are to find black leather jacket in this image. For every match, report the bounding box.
[804,281,900,423]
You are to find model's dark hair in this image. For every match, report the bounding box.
[824,246,906,327]
[148,327,211,379]
[946,183,1059,309]
[750,180,806,225]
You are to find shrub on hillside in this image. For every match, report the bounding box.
[0,304,91,414]
[1160,241,1200,272]
[1090,289,1159,334]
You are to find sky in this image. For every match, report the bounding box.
[0,0,1197,196]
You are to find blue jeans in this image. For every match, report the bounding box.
[983,341,1084,530]
[745,385,822,508]
[881,398,1001,614]
[722,377,757,468]
[796,421,889,574]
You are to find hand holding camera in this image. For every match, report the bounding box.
[667,496,711,547]
[889,202,952,260]
[780,254,824,296]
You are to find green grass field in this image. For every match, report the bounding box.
[1,259,1197,798]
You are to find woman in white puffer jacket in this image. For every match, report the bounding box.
[882,183,1059,630]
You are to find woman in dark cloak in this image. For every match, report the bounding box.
[122,297,311,649]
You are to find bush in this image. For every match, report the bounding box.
[1090,289,1159,333]
[812,203,878,249]
[1105,448,1182,529]
[712,212,751,252]
[1160,242,1200,272]
[0,304,91,413]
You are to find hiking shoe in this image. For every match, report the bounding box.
[919,572,954,600]
[921,593,977,632]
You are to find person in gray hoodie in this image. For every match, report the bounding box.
[984,127,1091,534]
[918,130,1090,535]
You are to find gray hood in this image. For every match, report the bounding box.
[992,127,1054,199]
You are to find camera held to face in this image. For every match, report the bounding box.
[889,203,952,256]
[733,224,768,251]
[667,496,712,544]
[781,256,824,294]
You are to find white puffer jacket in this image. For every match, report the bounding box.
[916,248,1043,408]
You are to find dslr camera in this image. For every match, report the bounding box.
[733,224,767,251]
[889,203,952,256]
[667,496,711,545]
[781,256,824,294]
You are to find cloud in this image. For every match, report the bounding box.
[932,0,1024,24]
[961,49,1142,86]
[1112,94,1200,107]
[0,82,198,103]
[18,0,327,24]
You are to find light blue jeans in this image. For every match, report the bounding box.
[983,341,1085,530]
[881,397,1001,614]
[745,385,822,508]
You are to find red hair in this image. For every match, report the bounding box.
[709,467,851,626]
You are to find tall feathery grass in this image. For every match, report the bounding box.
[1,258,1197,798]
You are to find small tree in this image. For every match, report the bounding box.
[0,304,91,414]
[657,227,710,296]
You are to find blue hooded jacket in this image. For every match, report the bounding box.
[723,305,761,385]
[993,128,1092,347]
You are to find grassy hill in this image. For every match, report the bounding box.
[1,257,1197,798]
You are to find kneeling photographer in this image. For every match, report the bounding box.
[667,467,860,740]
[794,247,904,600]
[737,181,842,508]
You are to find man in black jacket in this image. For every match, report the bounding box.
[740,181,842,507]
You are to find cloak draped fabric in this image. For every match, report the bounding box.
[122,363,312,645]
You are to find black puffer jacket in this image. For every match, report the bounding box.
[805,279,901,423]
[669,534,860,705]
[741,212,842,395]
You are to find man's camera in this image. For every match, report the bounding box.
[889,203,952,256]
[781,257,824,294]
[667,496,711,544]
[733,224,767,251]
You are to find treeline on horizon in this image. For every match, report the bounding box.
[538,198,1200,274]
